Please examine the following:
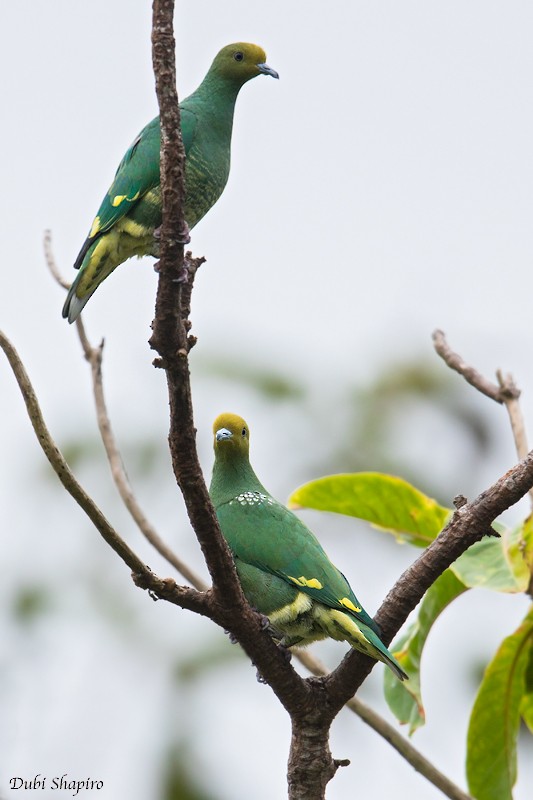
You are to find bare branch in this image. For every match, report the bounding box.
[0,330,147,576]
[43,228,208,586]
[432,329,503,402]
[0,327,211,620]
[433,329,533,505]
[295,651,472,800]
[87,335,208,588]
[44,229,70,290]
[496,369,531,464]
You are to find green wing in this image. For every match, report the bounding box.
[74,108,197,269]
[217,496,380,634]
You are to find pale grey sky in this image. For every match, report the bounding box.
[1,3,533,799]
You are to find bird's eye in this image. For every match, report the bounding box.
[242,427,247,437]
[234,52,244,62]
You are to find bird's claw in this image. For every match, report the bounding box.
[172,264,190,284]
[255,668,268,685]
[277,641,293,663]
[153,222,191,246]
[258,613,272,632]
[224,629,239,645]
[153,256,190,284]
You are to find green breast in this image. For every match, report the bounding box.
[183,126,231,228]
[123,125,231,233]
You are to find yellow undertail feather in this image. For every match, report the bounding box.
[266,595,407,679]
[269,592,313,628]
[318,608,379,656]
[267,594,376,654]
[64,219,156,323]
[77,220,154,296]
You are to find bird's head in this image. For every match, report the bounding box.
[213,413,250,460]
[211,43,279,85]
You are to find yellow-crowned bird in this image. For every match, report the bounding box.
[209,413,408,681]
[63,43,278,322]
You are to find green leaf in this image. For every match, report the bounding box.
[289,472,451,547]
[451,518,533,593]
[384,570,468,733]
[520,628,533,734]
[466,606,533,800]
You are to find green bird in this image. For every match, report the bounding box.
[63,43,278,323]
[209,413,408,681]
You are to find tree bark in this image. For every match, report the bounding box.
[288,715,346,800]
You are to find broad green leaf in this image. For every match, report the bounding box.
[466,606,533,800]
[520,626,533,734]
[289,473,451,547]
[451,519,533,593]
[384,570,468,733]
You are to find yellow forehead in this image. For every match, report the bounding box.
[219,42,267,63]
[213,412,248,435]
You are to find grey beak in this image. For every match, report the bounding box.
[216,428,233,441]
[257,62,279,79]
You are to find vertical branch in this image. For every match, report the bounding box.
[148,0,244,602]
[148,2,309,719]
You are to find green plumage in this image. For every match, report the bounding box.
[63,43,278,322]
[209,413,408,681]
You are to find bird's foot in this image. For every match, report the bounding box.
[177,221,191,245]
[224,629,239,645]
[258,613,272,632]
[153,221,191,246]
[152,255,190,284]
[276,641,293,663]
[255,668,268,685]
[172,260,190,284]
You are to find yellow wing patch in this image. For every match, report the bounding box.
[89,216,101,238]
[111,190,140,208]
[288,575,323,590]
[340,597,362,613]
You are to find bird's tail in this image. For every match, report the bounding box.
[62,236,114,323]
[325,608,408,681]
[62,277,93,323]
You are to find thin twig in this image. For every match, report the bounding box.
[496,369,531,462]
[87,338,208,588]
[432,329,503,402]
[0,328,209,617]
[43,233,208,587]
[295,651,472,800]
[0,330,147,576]
[433,329,533,507]
[43,229,70,289]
